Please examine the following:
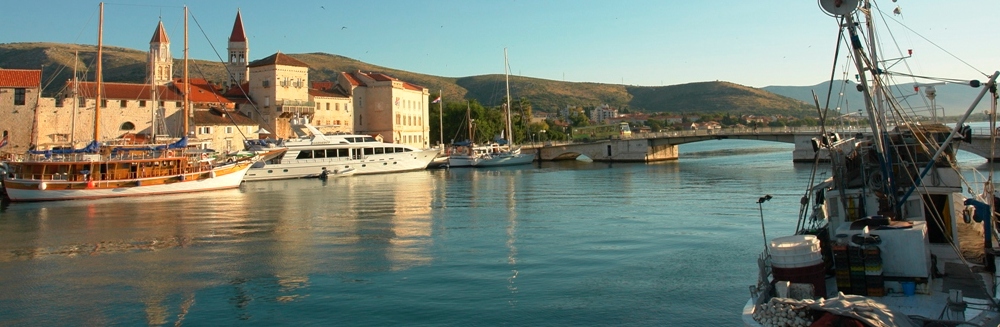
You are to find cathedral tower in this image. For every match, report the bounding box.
[227,10,250,86]
[148,20,173,85]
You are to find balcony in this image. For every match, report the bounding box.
[276,99,315,114]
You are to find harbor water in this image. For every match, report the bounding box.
[1,139,996,326]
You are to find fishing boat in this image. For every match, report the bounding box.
[743,0,1000,326]
[1,4,257,202]
[242,116,436,181]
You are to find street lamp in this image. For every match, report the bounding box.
[540,130,546,144]
[757,194,773,256]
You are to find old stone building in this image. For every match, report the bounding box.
[0,69,42,155]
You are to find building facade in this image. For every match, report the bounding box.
[0,69,42,155]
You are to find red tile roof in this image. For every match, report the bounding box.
[367,73,395,82]
[173,78,233,104]
[0,69,41,88]
[341,72,365,86]
[71,81,183,101]
[248,52,309,68]
[193,107,256,126]
[402,82,424,91]
[351,71,424,91]
[309,88,349,98]
[229,11,247,43]
[150,21,170,43]
[311,81,334,90]
[223,82,251,98]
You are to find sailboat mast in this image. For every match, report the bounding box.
[504,47,512,148]
[71,51,78,146]
[150,47,157,143]
[183,6,189,137]
[438,89,443,151]
[94,2,103,142]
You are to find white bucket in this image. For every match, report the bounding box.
[770,235,823,268]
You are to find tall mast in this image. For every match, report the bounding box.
[150,44,157,143]
[71,50,78,145]
[438,89,443,152]
[183,6,189,137]
[504,48,513,148]
[94,2,103,142]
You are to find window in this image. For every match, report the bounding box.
[79,97,86,107]
[120,100,127,107]
[336,103,340,111]
[100,99,107,108]
[316,103,320,111]
[263,79,270,88]
[396,114,400,125]
[176,101,182,108]
[159,101,165,107]
[13,88,25,105]
[120,122,135,130]
[326,103,330,110]
[226,126,234,134]
[139,100,147,107]
[198,126,212,134]
[296,150,313,159]
[55,95,64,107]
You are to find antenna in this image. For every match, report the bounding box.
[818,0,859,16]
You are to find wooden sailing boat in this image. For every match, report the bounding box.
[1,3,257,202]
[743,0,1000,325]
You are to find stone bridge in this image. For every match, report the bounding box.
[524,126,1000,162]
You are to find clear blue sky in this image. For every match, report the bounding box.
[2,0,997,88]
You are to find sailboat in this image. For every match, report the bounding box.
[742,0,1000,325]
[468,48,534,167]
[1,4,257,202]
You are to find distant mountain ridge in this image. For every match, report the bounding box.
[2,42,819,116]
[763,80,991,117]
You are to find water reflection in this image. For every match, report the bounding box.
[0,172,440,324]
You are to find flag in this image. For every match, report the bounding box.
[431,96,441,104]
[0,134,7,148]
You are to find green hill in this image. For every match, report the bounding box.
[1,42,814,117]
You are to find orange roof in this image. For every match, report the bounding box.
[367,73,395,82]
[71,81,184,101]
[341,72,365,86]
[248,52,309,68]
[72,82,184,101]
[223,82,251,97]
[402,82,424,91]
[192,107,256,126]
[173,78,232,103]
[309,88,349,98]
[0,69,41,88]
[229,11,247,43]
[311,81,334,90]
[150,21,170,43]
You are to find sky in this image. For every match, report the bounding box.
[2,0,998,88]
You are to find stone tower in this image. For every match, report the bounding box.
[148,20,173,85]
[227,10,250,86]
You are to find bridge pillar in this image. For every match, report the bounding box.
[597,139,677,162]
[647,143,679,161]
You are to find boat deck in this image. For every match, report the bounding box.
[821,243,996,321]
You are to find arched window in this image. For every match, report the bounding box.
[120,122,135,131]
